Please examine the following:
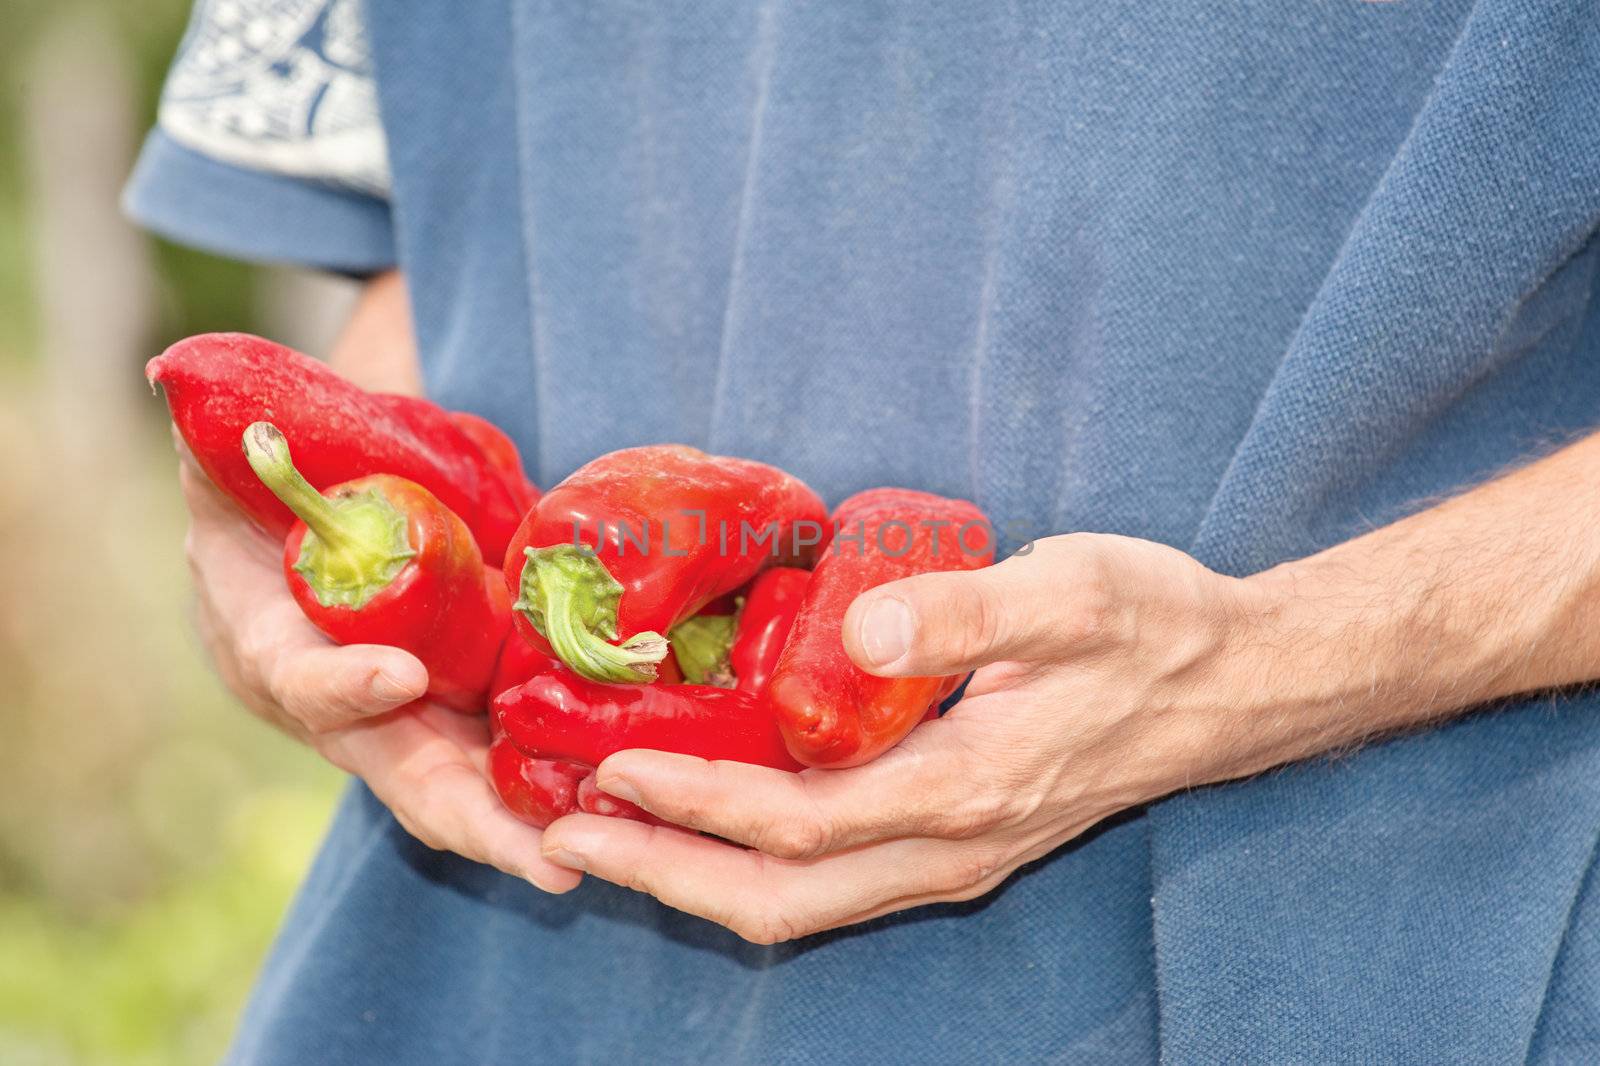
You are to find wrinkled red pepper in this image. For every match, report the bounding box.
[494,669,804,771]
[729,567,811,694]
[771,488,994,767]
[576,772,664,824]
[150,333,533,564]
[485,585,811,827]
[243,422,510,713]
[488,737,589,827]
[485,635,598,826]
[504,445,828,683]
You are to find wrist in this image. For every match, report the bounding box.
[1228,550,1487,773]
[1189,568,1342,781]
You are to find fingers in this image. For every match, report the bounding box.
[180,454,428,735]
[176,446,257,535]
[323,705,582,893]
[266,642,428,734]
[540,814,1008,944]
[843,536,1110,677]
[593,717,1027,859]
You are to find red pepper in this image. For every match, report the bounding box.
[493,669,804,771]
[487,643,592,829]
[150,333,533,565]
[770,488,994,767]
[489,633,559,702]
[655,646,687,685]
[487,736,589,828]
[503,445,828,683]
[243,422,511,713]
[576,772,664,825]
[729,567,811,694]
[441,405,541,513]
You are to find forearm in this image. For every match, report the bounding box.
[1229,430,1600,774]
[325,269,422,395]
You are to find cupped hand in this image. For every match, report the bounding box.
[177,439,578,893]
[539,533,1286,942]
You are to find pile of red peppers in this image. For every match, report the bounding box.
[151,333,995,832]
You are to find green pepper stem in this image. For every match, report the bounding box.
[669,613,738,687]
[241,421,415,610]
[243,422,361,551]
[515,544,669,683]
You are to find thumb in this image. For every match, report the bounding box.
[842,560,1045,677]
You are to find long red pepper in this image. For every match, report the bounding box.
[493,670,804,771]
[504,445,828,683]
[486,588,807,827]
[243,422,511,713]
[488,569,807,816]
[729,567,811,694]
[770,488,994,767]
[150,333,532,565]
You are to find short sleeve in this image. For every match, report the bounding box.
[122,0,397,273]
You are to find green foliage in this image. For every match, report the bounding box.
[0,787,337,1066]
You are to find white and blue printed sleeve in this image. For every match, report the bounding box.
[122,0,395,272]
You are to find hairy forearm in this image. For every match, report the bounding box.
[325,269,423,395]
[1228,431,1600,773]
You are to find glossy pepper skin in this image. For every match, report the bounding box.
[489,633,559,701]
[487,635,690,828]
[771,488,994,767]
[494,669,805,772]
[576,772,664,824]
[504,445,828,683]
[243,423,511,714]
[729,567,812,694]
[150,333,533,565]
[487,737,589,828]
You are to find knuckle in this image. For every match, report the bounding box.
[234,613,280,672]
[1046,546,1115,646]
[176,459,201,499]
[953,582,1007,664]
[756,817,831,860]
[731,904,804,946]
[662,790,713,829]
[943,846,1008,896]
[391,808,442,851]
[181,526,204,575]
[260,656,302,721]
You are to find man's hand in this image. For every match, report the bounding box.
[178,447,579,892]
[537,533,1269,941]
[170,269,577,893]
[537,429,1600,941]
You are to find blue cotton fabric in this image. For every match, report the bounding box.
[125,1,1600,1062]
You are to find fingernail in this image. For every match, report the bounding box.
[370,670,420,703]
[859,596,914,667]
[597,775,642,806]
[544,846,588,871]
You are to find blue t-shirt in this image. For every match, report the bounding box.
[127,1,1600,1062]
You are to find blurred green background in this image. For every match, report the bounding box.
[1,3,354,1063]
